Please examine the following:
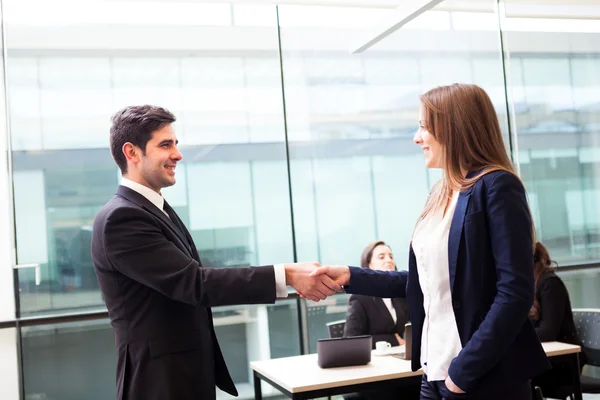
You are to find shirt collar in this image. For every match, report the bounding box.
[120,177,165,211]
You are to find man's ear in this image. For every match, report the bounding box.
[122,142,140,165]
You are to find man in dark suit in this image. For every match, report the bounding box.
[91,105,340,400]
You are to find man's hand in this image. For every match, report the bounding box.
[285,262,343,302]
[309,265,351,287]
[445,375,465,394]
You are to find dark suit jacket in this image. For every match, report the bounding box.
[91,186,277,400]
[344,171,551,393]
[344,294,410,347]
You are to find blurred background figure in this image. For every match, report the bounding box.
[344,240,410,347]
[530,241,587,398]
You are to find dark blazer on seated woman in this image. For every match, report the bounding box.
[343,171,551,394]
[533,273,583,348]
[345,295,410,347]
[530,242,587,364]
[530,242,583,346]
[344,241,410,348]
[530,242,587,395]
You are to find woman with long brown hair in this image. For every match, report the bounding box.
[310,83,550,399]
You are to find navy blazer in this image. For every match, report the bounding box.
[344,170,550,393]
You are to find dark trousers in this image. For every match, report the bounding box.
[419,375,532,400]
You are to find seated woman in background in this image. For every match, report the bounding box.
[344,240,410,348]
[531,241,587,396]
[343,241,417,400]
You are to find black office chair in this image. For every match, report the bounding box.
[533,386,544,400]
[326,320,346,338]
[574,309,600,394]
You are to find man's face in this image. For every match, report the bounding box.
[134,124,182,193]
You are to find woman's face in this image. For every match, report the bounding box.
[369,245,395,271]
[414,103,443,169]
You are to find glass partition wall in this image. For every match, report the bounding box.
[0,0,599,398]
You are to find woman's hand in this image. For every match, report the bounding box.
[309,265,351,286]
[394,333,405,345]
[445,376,465,394]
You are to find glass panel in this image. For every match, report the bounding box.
[502,0,600,264]
[22,319,117,400]
[306,293,350,353]
[558,267,600,309]
[280,1,508,268]
[279,1,508,345]
[4,1,292,317]
[20,301,299,400]
[0,328,19,400]
[215,300,301,399]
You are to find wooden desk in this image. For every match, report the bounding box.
[541,341,583,400]
[250,342,582,400]
[542,341,581,357]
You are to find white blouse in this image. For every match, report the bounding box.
[412,190,463,381]
[382,298,396,324]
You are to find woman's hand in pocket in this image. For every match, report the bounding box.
[445,376,465,394]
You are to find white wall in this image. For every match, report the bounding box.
[0,328,19,400]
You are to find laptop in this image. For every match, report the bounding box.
[317,335,372,368]
[390,322,412,360]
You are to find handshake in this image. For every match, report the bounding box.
[284,262,351,302]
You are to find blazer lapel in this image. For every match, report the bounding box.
[391,298,406,330]
[116,186,194,258]
[373,297,396,329]
[448,185,473,293]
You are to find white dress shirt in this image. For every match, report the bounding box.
[412,190,463,381]
[382,298,397,324]
[120,178,288,298]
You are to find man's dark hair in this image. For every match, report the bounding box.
[110,105,176,174]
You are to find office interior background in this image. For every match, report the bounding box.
[0,0,599,399]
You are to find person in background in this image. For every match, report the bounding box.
[343,243,417,400]
[344,240,410,347]
[530,241,587,397]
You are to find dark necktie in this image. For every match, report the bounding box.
[163,201,186,237]
[163,201,198,261]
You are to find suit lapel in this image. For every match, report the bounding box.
[116,186,194,258]
[448,186,472,294]
[373,297,396,329]
[391,298,405,329]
